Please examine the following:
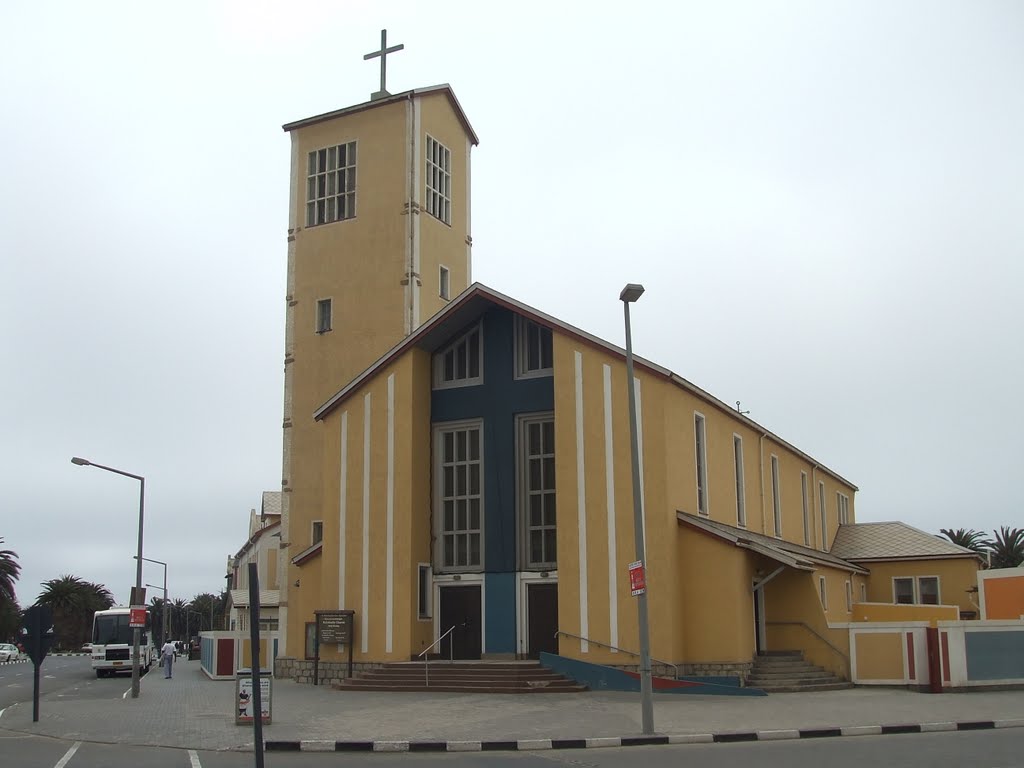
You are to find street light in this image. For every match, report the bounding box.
[138,556,168,644]
[71,456,146,700]
[619,283,654,735]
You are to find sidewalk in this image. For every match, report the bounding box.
[2,658,1024,752]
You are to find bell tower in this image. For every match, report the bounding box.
[277,31,479,654]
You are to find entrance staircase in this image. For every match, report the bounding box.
[747,651,852,692]
[334,660,587,694]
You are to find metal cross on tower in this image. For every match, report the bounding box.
[364,29,404,101]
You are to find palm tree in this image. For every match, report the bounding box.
[989,527,1024,569]
[171,598,187,639]
[940,528,992,555]
[0,538,20,608]
[190,593,216,632]
[37,575,90,650]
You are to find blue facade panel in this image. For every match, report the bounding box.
[431,308,554,648]
[485,573,517,653]
[965,629,1024,680]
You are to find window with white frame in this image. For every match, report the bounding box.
[894,577,915,604]
[819,481,828,550]
[520,415,556,568]
[695,413,709,516]
[306,142,356,227]
[845,580,853,612]
[514,316,553,378]
[837,492,850,524]
[311,520,323,545]
[771,455,782,537]
[819,576,828,609]
[801,471,810,546]
[439,265,450,301]
[919,576,939,605]
[316,298,332,334]
[425,135,451,224]
[733,435,746,526]
[437,423,483,570]
[417,564,432,619]
[434,324,483,388]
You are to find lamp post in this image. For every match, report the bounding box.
[138,556,168,644]
[71,456,145,699]
[619,283,654,735]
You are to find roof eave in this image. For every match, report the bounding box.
[282,84,479,145]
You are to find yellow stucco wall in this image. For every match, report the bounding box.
[764,566,853,679]
[551,331,857,669]
[860,558,980,616]
[854,632,905,681]
[851,602,958,623]
[283,93,475,659]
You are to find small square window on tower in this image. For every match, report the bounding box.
[311,520,323,545]
[439,265,450,301]
[425,135,451,225]
[316,299,332,334]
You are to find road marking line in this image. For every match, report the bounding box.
[188,749,202,767]
[54,741,81,768]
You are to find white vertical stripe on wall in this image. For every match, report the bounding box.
[385,374,395,654]
[339,411,348,609]
[635,377,647,552]
[361,393,371,654]
[411,99,422,330]
[574,351,589,652]
[602,365,618,651]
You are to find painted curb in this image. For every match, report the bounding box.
[263,719,1024,752]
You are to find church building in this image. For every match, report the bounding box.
[271,36,981,684]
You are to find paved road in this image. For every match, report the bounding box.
[0,655,154,712]
[2,727,1022,767]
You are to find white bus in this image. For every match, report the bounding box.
[90,607,158,678]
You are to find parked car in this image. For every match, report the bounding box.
[81,643,93,653]
[0,643,23,662]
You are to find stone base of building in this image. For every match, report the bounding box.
[274,656,383,685]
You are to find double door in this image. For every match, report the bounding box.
[438,585,482,660]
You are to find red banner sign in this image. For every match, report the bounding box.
[629,560,646,596]
[129,607,147,628]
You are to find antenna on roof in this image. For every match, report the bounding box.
[736,401,750,416]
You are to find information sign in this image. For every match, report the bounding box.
[629,560,646,596]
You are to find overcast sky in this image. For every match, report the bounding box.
[1,1,1021,608]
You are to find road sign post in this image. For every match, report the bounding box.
[22,605,55,723]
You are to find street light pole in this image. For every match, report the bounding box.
[138,556,168,644]
[71,456,145,699]
[619,283,654,735]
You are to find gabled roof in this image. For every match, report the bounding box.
[678,512,869,574]
[261,491,282,517]
[282,84,479,145]
[313,283,857,491]
[830,521,980,562]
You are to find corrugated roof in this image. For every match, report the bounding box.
[830,522,979,561]
[678,511,869,574]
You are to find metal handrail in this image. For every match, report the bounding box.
[554,630,679,679]
[417,625,455,687]
[765,620,850,674]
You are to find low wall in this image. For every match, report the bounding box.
[199,631,280,680]
[847,619,1024,690]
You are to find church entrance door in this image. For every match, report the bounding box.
[438,585,482,660]
[527,583,558,658]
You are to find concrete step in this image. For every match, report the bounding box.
[755,681,854,693]
[748,669,838,680]
[335,681,588,693]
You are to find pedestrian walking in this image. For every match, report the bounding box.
[161,639,176,679]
